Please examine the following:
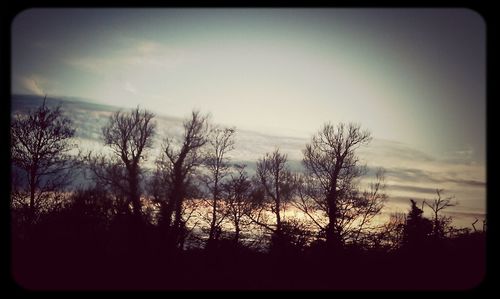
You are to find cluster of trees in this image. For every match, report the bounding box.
[10,99,486,289]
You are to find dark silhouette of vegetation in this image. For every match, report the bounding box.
[252,149,296,253]
[10,97,486,290]
[402,199,433,249]
[201,126,236,249]
[377,212,406,251]
[424,189,456,240]
[298,122,375,249]
[156,110,209,250]
[11,96,76,226]
[221,164,254,245]
[101,107,156,220]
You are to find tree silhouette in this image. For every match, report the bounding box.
[201,126,236,248]
[11,96,76,225]
[378,212,406,251]
[156,110,210,249]
[402,199,433,248]
[86,154,130,216]
[351,169,387,245]
[295,169,387,249]
[424,189,456,239]
[101,107,156,220]
[298,122,372,249]
[222,164,254,245]
[251,148,296,250]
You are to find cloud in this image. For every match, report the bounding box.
[135,40,161,54]
[360,138,436,163]
[18,75,63,97]
[386,184,438,195]
[65,39,189,75]
[441,146,478,164]
[124,81,138,94]
[65,57,107,74]
[387,196,429,205]
[448,179,486,188]
[384,167,485,188]
[21,76,45,96]
[443,210,486,219]
[356,138,485,223]
[384,167,434,183]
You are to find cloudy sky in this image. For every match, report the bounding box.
[11,8,486,227]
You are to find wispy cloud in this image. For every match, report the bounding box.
[65,39,189,75]
[444,210,487,219]
[449,178,486,188]
[386,184,440,195]
[383,167,485,188]
[361,139,436,163]
[18,75,63,97]
[124,81,138,94]
[20,75,45,96]
[65,57,107,74]
[352,137,486,224]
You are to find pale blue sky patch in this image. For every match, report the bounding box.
[12,9,485,165]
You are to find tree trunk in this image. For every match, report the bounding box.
[160,201,173,228]
[162,186,179,249]
[128,166,142,220]
[326,211,338,249]
[234,222,240,244]
[326,177,340,250]
[172,186,184,249]
[208,196,217,246]
[275,172,281,234]
[434,211,439,238]
[207,168,220,247]
[29,168,36,225]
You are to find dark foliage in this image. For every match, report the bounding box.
[11,190,485,290]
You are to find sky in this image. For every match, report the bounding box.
[11,8,486,227]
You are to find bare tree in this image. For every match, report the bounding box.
[295,168,386,247]
[423,189,456,239]
[299,122,372,249]
[101,107,156,220]
[85,153,130,216]
[377,212,406,251]
[222,164,254,244]
[156,110,210,249]
[178,197,204,250]
[148,156,206,246]
[351,169,387,244]
[11,96,76,225]
[250,149,295,238]
[201,126,236,247]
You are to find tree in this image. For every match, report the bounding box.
[85,154,130,216]
[377,212,406,251]
[251,148,296,248]
[351,169,387,245]
[299,122,372,249]
[101,107,156,220]
[202,126,236,248]
[11,96,76,225]
[402,199,433,248]
[423,189,456,239]
[222,164,254,245]
[156,110,210,249]
[295,168,387,248]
